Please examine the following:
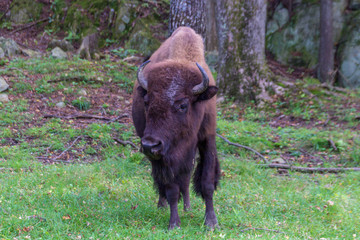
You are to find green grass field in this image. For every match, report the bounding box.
[1,57,359,239]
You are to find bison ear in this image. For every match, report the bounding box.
[196,86,218,102]
[137,86,147,98]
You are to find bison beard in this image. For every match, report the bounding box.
[132,27,220,229]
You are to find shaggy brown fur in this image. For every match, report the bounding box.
[132,27,220,229]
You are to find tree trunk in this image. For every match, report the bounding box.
[216,0,272,102]
[169,0,205,37]
[204,0,217,51]
[318,0,334,84]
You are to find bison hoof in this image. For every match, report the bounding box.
[205,213,219,229]
[184,205,192,212]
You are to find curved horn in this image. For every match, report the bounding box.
[137,60,150,90]
[192,62,209,95]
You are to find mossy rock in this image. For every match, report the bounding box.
[338,11,360,88]
[113,1,138,39]
[125,16,163,56]
[10,0,43,24]
[266,0,346,68]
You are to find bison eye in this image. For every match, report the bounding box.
[144,95,149,107]
[179,103,188,112]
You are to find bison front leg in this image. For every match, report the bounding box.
[195,135,220,228]
[179,173,191,211]
[165,183,181,229]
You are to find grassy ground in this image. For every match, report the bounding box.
[1,56,360,239]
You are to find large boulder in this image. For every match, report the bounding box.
[338,14,360,88]
[113,2,137,39]
[0,37,21,58]
[266,3,289,35]
[125,16,164,56]
[9,0,43,24]
[266,0,347,68]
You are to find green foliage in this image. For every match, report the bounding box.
[0,58,9,66]
[64,31,80,42]
[71,97,91,111]
[11,81,33,93]
[111,47,138,58]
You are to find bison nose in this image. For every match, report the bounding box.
[141,137,163,160]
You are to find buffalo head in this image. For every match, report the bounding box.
[136,60,218,162]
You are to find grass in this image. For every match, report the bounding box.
[0,56,360,239]
[1,152,359,239]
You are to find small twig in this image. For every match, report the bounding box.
[113,137,137,149]
[257,163,360,173]
[44,114,128,122]
[318,83,349,94]
[10,18,49,34]
[47,76,104,84]
[53,136,82,161]
[299,148,325,164]
[329,139,337,151]
[108,114,129,123]
[240,227,285,234]
[44,114,111,121]
[216,133,268,163]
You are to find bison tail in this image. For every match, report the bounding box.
[192,157,221,199]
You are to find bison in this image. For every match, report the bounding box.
[132,27,220,229]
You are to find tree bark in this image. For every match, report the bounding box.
[318,0,334,84]
[204,0,217,51]
[169,0,205,37]
[216,0,272,102]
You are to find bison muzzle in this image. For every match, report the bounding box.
[132,27,220,229]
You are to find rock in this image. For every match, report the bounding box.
[349,0,360,10]
[0,94,9,102]
[123,55,142,64]
[266,0,347,68]
[56,102,66,108]
[113,3,135,38]
[51,47,67,59]
[266,4,289,35]
[10,0,43,24]
[78,89,87,96]
[21,48,42,58]
[271,157,287,164]
[48,39,75,52]
[0,77,9,92]
[0,48,4,58]
[125,16,162,56]
[0,37,21,58]
[338,22,360,88]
